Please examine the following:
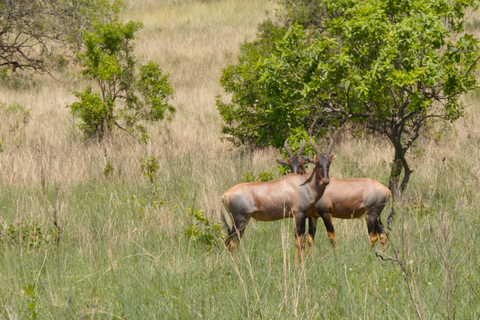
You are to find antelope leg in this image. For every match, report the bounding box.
[321,213,336,249]
[307,216,318,257]
[294,212,307,266]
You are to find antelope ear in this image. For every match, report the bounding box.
[301,156,313,164]
[330,155,336,161]
[276,159,288,166]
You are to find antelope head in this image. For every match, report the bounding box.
[276,139,313,174]
[310,135,336,186]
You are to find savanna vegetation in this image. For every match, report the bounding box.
[217,0,480,194]
[0,0,480,319]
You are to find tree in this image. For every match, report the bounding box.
[217,0,480,194]
[217,20,291,147]
[277,0,327,29]
[67,21,175,139]
[0,0,121,73]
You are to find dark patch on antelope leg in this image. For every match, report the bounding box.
[366,214,378,248]
[294,212,307,266]
[225,213,251,251]
[307,217,318,257]
[321,213,336,249]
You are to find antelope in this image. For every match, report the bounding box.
[276,139,312,174]
[280,140,394,255]
[276,139,318,256]
[221,137,335,266]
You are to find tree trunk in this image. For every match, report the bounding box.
[388,142,413,196]
[388,152,402,196]
[400,166,413,193]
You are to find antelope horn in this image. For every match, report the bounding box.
[326,133,334,155]
[284,139,294,158]
[310,137,322,155]
[296,139,306,156]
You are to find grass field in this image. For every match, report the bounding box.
[1,0,480,318]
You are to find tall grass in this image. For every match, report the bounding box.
[0,0,480,318]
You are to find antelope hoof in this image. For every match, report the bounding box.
[226,239,235,252]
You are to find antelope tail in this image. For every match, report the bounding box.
[221,196,235,245]
[386,193,395,230]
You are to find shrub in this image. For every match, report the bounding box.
[184,208,223,248]
[67,21,175,139]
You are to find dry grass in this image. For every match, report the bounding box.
[0,0,277,190]
[0,0,478,191]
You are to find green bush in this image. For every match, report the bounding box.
[184,208,223,248]
[242,169,275,182]
[0,221,54,249]
[69,87,114,136]
[67,21,175,139]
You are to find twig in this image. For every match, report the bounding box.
[376,243,425,320]
[53,184,62,246]
[370,284,405,319]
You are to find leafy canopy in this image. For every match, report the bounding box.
[0,0,122,73]
[68,21,175,138]
[217,0,480,192]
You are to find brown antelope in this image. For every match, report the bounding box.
[276,139,318,256]
[276,139,313,174]
[221,137,335,266]
[280,140,394,256]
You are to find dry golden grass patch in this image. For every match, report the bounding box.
[124,0,277,154]
[0,0,277,194]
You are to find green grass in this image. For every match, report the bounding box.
[1,162,479,319]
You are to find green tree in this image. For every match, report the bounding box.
[217,0,480,194]
[67,21,175,138]
[277,0,327,29]
[217,20,290,147]
[0,0,121,73]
